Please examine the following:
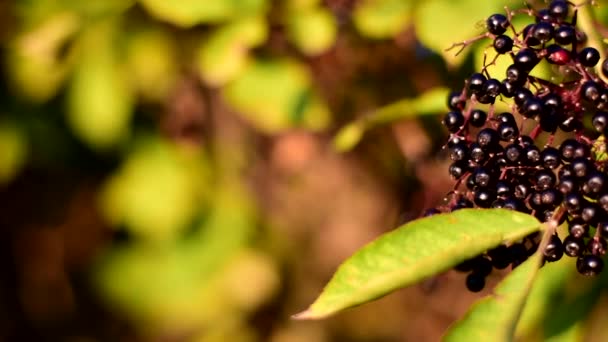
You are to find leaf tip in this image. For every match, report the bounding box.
[291,309,314,320]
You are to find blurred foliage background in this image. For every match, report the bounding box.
[0,0,589,341]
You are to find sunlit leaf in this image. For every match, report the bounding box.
[126,27,178,101]
[295,209,541,320]
[353,0,413,39]
[138,0,268,27]
[332,87,449,151]
[197,16,268,86]
[100,136,209,242]
[67,19,134,149]
[286,8,337,55]
[223,59,330,133]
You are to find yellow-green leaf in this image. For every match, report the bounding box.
[286,8,337,55]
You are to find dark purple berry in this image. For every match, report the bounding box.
[447,91,465,110]
[469,109,487,127]
[564,235,584,257]
[477,128,500,150]
[541,147,561,169]
[592,111,608,133]
[449,161,468,179]
[443,111,465,132]
[543,234,564,262]
[581,81,601,102]
[505,143,523,164]
[602,58,608,79]
[587,237,607,256]
[578,47,600,67]
[465,272,486,292]
[494,35,513,54]
[554,25,576,45]
[498,121,519,141]
[449,142,468,161]
[559,139,580,162]
[598,221,608,238]
[514,48,540,71]
[568,218,588,239]
[549,0,569,21]
[487,14,509,35]
[469,143,487,163]
[523,24,541,46]
[468,73,486,94]
[533,22,554,43]
[577,255,604,276]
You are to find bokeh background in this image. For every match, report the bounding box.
[3,0,605,341]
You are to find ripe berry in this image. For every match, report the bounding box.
[564,192,585,214]
[506,64,528,86]
[514,88,533,107]
[541,147,561,169]
[559,139,580,162]
[571,157,592,179]
[443,111,465,132]
[523,24,541,46]
[559,116,582,132]
[495,181,512,198]
[523,144,541,166]
[474,189,496,208]
[543,235,564,262]
[483,78,502,99]
[534,169,557,190]
[487,14,509,35]
[543,93,562,109]
[501,80,517,97]
[554,25,576,45]
[498,121,519,141]
[468,73,487,94]
[541,188,562,208]
[488,245,511,269]
[465,272,486,292]
[447,91,465,110]
[521,97,545,118]
[581,81,601,103]
[469,109,487,127]
[577,255,604,276]
[598,221,608,239]
[505,144,523,164]
[583,172,607,199]
[539,109,561,132]
[557,175,577,194]
[497,112,517,125]
[578,47,600,67]
[449,161,468,179]
[494,35,513,54]
[568,218,588,239]
[477,128,500,150]
[536,9,552,23]
[564,235,584,257]
[592,111,608,133]
[514,48,540,71]
[532,22,554,43]
[549,0,569,21]
[472,167,493,188]
[449,142,468,161]
[602,58,608,79]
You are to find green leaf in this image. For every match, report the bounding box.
[223,58,330,133]
[197,16,268,86]
[444,255,542,342]
[414,0,508,66]
[67,19,134,149]
[353,0,414,39]
[138,0,268,27]
[332,87,448,151]
[286,8,337,56]
[0,122,27,184]
[295,209,541,320]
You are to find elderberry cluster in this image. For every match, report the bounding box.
[427,0,608,292]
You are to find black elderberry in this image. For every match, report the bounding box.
[509,243,528,268]
[443,111,465,132]
[529,191,545,210]
[564,192,585,214]
[506,64,528,86]
[521,97,545,118]
[581,81,601,103]
[523,145,541,166]
[519,135,535,147]
[539,109,561,132]
[543,93,562,110]
[477,128,500,150]
[469,143,487,164]
[523,24,541,46]
[469,109,487,127]
[447,91,465,110]
[449,161,469,179]
[498,121,519,141]
[559,139,580,162]
[568,218,588,239]
[505,143,523,164]
[583,171,606,198]
[549,0,569,21]
[559,116,582,132]
[587,237,607,256]
[494,35,513,54]
[599,193,608,212]
[465,272,486,292]
[534,169,557,190]
[578,47,600,67]
[541,147,561,169]
[577,254,604,276]
[557,175,577,194]
[541,188,562,208]
[468,73,486,94]
[514,88,533,107]
[532,22,554,43]
[497,112,517,125]
[602,58,608,79]
[514,183,531,200]
[581,204,600,225]
[554,25,576,45]
[474,189,496,208]
[514,48,540,71]
[536,9,552,23]
[592,111,608,133]
[472,167,493,188]
[546,44,571,65]
[488,245,511,269]
[483,78,502,98]
[449,142,468,161]
[544,234,564,262]
[571,157,591,179]
[487,14,509,35]
[447,136,466,148]
[564,235,584,257]
[500,80,517,97]
[495,181,512,198]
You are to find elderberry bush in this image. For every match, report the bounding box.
[430,0,608,292]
